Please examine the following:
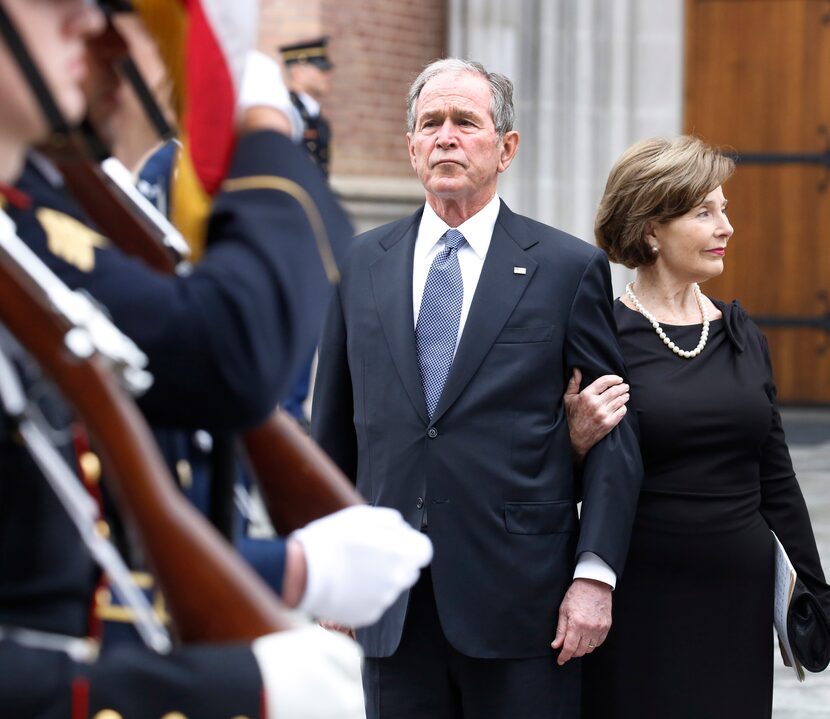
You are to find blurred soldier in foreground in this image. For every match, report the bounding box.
[12,1,430,642]
[0,0,429,716]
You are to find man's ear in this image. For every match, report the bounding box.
[406,132,417,171]
[497,130,519,173]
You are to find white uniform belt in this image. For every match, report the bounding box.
[0,624,99,663]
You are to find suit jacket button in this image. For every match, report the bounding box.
[416,497,424,509]
[427,427,438,438]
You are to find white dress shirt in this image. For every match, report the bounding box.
[296,91,321,119]
[412,194,616,589]
[412,193,498,345]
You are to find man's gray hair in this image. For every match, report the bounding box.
[406,58,515,137]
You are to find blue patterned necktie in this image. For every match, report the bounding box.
[416,228,466,419]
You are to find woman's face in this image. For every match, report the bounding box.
[0,0,104,146]
[649,185,734,284]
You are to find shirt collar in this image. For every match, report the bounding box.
[296,92,321,118]
[417,194,501,260]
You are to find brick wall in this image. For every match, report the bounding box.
[258,0,447,178]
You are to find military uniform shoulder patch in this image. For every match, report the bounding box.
[36,207,108,272]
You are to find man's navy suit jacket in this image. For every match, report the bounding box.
[313,201,644,660]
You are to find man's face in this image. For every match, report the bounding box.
[291,62,332,101]
[82,17,128,146]
[406,71,518,209]
[0,0,104,146]
[83,13,171,152]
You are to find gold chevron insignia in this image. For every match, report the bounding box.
[37,207,109,272]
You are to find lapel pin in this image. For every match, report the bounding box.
[513,266,527,275]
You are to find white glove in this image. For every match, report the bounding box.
[252,624,365,719]
[293,505,433,627]
[237,50,304,142]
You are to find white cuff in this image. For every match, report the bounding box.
[573,551,617,590]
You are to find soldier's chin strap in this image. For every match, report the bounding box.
[97,0,175,143]
[119,53,175,142]
[0,4,71,139]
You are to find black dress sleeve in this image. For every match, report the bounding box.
[755,329,830,615]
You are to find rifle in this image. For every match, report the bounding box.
[0,209,296,642]
[46,126,191,274]
[44,126,363,537]
[243,409,362,535]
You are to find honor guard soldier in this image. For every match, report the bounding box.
[0,2,366,717]
[279,36,334,177]
[12,0,429,634]
[0,1,431,716]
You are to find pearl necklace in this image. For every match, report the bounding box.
[625,282,709,359]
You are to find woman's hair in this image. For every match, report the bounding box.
[594,135,735,269]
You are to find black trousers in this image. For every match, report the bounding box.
[362,569,580,719]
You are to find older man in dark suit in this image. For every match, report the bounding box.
[312,58,643,719]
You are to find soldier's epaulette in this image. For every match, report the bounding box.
[36,207,109,272]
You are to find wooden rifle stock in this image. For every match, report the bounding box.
[54,156,178,274]
[45,131,181,274]
[244,411,363,535]
[0,236,296,643]
[49,133,363,533]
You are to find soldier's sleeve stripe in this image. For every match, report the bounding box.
[221,175,340,284]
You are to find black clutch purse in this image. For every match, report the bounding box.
[787,579,830,673]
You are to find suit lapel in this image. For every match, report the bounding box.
[431,204,538,424]
[369,210,429,424]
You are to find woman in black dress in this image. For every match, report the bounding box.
[571,135,830,718]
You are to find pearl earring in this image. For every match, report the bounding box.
[651,246,658,254]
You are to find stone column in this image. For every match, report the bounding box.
[448,0,684,293]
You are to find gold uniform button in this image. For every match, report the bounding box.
[95,520,111,539]
[79,451,102,485]
[95,587,112,607]
[161,713,188,719]
[93,711,124,719]
[175,459,193,489]
[231,716,252,719]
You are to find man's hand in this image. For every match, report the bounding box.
[564,369,629,461]
[551,578,612,665]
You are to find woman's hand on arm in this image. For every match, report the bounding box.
[565,368,630,463]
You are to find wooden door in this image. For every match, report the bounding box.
[685,0,830,403]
